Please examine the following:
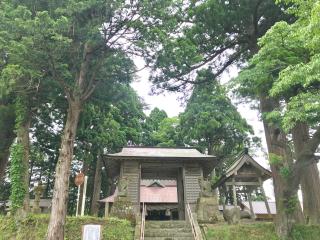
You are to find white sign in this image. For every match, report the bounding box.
[82,224,101,240]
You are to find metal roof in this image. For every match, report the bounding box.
[140,185,178,203]
[241,201,276,215]
[106,147,215,159]
[225,153,271,179]
[99,188,118,203]
[212,153,272,189]
[99,179,178,203]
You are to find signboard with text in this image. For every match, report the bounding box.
[82,224,101,240]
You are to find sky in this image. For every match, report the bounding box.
[130,58,275,200]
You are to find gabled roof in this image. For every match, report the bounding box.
[104,147,218,177]
[225,153,272,179]
[99,188,118,203]
[212,153,272,189]
[140,179,178,203]
[147,180,165,188]
[99,180,178,203]
[105,146,215,160]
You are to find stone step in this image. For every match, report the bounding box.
[143,220,194,239]
[145,227,192,234]
[144,238,194,240]
[145,230,193,238]
[145,220,189,229]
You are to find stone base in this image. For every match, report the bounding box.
[196,196,221,223]
[110,196,136,224]
[32,207,41,214]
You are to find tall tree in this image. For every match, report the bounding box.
[234,1,320,234]
[0,1,183,237]
[151,117,183,147]
[0,3,46,213]
[142,107,168,146]
[180,70,253,158]
[143,1,307,238]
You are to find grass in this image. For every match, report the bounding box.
[0,214,134,240]
[205,223,278,240]
[205,222,320,240]
[1,215,320,240]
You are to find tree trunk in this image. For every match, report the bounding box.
[90,155,102,216]
[292,122,320,224]
[13,114,32,214]
[207,141,214,155]
[46,100,81,240]
[259,95,304,238]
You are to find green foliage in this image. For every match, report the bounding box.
[7,96,29,213]
[8,143,25,212]
[151,117,183,147]
[235,1,320,133]
[206,223,279,240]
[285,195,299,214]
[13,97,27,130]
[180,70,254,158]
[268,153,283,165]
[142,108,168,146]
[280,166,291,179]
[205,223,320,240]
[0,214,133,240]
[149,0,287,91]
[0,101,15,164]
[291,224,320,240]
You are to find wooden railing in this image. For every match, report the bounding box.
[140,203,147,240]
[186,202,200,240]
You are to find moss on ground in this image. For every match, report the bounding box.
[0,214,134,240]
[205,222,320,240]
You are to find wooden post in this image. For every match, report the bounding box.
[247,187,255,219]
[81,176,88,216]
[76,185,80,217]
[177,167,185,220]
[232,177,237,207]
[259,177,271,217]
[105,202,109,218]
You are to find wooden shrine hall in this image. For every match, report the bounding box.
[213,150,273,218]
[103,146,218,220]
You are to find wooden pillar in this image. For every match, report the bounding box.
[247,187,255,219]
[232,177,237,207]
[177,167,185,220]
[259,177,271,217]
[105,202,109,218]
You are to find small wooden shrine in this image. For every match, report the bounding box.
[213,150,272,218]
[103,147,217,220]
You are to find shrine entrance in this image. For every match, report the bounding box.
[103,147,218,221]
[140,166,185,220]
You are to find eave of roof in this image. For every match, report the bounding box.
[225,153,272,178]
[212,153,272,189]
[104,146,216,161]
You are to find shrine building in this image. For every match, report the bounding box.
[103,146,217,220]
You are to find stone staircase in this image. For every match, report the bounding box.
[144,220,194,240]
